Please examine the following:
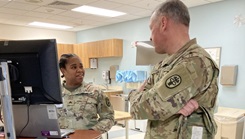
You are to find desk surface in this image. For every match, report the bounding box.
[0,111,131,139]
[114,110,132,121]
[0,130,101,139]
[68,130,101,139]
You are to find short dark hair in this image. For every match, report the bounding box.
[59,53,78,69]
[154,0,190,27]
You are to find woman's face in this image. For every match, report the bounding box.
[61,56,84,87]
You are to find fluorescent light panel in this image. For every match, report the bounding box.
[72,5,126,17]
[28,22,73,29]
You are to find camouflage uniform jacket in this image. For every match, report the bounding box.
[129,39,219,139]
[57,81,115,133]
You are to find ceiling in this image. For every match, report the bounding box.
[0,0,224,32]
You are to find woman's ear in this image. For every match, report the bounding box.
[60,68,65,76]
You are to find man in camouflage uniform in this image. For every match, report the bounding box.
[58,54,114,133]
[129,0,219,139]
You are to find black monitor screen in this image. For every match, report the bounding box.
[0,39,62,104]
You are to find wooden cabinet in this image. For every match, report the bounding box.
[57,39,123,68]
[86,41,99,58]
[100,39,123,57]
[73,44,90,69]
[57,43,74,59]
[84,38,123,58]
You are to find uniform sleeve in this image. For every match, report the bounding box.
[129,58,208,121]
[91,93,115,133]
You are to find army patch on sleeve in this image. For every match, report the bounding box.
[165,74,182,89]
[105,97,111,107]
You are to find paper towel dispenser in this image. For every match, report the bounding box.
[220,65,238,86]
[90,58,98,69]
[133,41,167,65]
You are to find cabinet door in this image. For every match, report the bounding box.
[57,43,73,59]
[85,39,123,58]
[73,44,89,69]
[102,39,123,57]
[84,41,98,58]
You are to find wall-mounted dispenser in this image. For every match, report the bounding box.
[220,65,238,86]
[102,70,111,84]
[109,65,119,79]
[90,58,98,69]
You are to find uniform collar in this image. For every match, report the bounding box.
[63,81,90,95]
[160,38,197,67]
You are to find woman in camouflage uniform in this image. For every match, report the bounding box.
[58,53,115,133]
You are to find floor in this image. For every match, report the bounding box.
[107,125,145,139]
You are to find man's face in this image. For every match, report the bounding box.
[149,13,165,54]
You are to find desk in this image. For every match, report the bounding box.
[0,130,101,139]
[68,130,101,139]
[114,110,132,139]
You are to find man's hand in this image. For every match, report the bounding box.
[178,99,199,116]
[138,80,147,91]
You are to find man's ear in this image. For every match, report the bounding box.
[161,16,168,30]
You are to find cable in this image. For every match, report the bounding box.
[17,104,30,139]
[0,101,4,124]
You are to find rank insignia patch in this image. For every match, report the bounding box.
[165,74,182,89]
[105,97,111,107]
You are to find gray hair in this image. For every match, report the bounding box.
[153,0,190,27]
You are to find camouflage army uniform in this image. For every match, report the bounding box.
[57,81,115,133]
[129,39,219,139]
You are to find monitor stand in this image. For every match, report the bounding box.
[0,60,16,139]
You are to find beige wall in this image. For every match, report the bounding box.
[0,24,76,44]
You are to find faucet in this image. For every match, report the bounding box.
[105,83,109,90]
[101,83,108,90]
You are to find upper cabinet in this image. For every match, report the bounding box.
[57,38,123,69]
[57,43,74,59]
[99,39,123,57]
[73,44,90,69]
[85,38,123,58]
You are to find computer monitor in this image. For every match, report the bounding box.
[0,39,62,104]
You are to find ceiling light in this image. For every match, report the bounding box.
[28,22,73,29]
[72,5,126,17]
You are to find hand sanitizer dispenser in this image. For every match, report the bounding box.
[102,70,111,84]
[102,70,110,80]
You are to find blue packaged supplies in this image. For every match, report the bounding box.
[116,70,124,82]
[116,70,147,83]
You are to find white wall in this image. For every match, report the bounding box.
[0,24,76,44]
[189,0,245,109]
